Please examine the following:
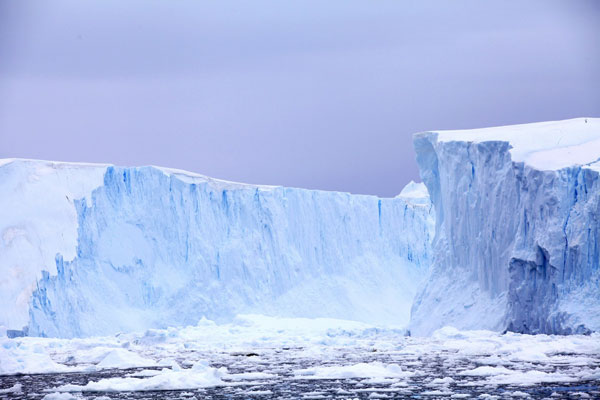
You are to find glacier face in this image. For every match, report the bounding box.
[4,118,597,339]
[0,159,106,331]
[411,118,600,336]
[13,163,434,338]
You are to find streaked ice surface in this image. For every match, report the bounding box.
[0,159,433,337]
[411,117,600,336]
[1,315,599,398]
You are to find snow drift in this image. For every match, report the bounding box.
[0,159,433,338]
[411,118,600,336]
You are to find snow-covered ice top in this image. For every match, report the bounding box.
[425,117,600,171]
[154,165,279,191]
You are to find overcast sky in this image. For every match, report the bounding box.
[1,1,598,196]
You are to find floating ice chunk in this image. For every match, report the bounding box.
[487,369,579,386]
[459,366,513,376]
[0,341,82,375]
[96,348,157,369]
[427,377,455,386]
[571,393,592,399]
[368,393,393,399]
[244,390,273,395]
[294,362,413,380]
[226,371,276,381]
[507,391,530,398]
[0,384,22,394]
[42,393,80,400]
[421,390,454,396]
[157,357,181,370]
[126,369,163,377]
[53,360,227,392]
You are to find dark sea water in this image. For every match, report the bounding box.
[2,355,599,399]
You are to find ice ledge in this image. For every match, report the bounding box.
[415,117,600,172]
[0,158,271,192]
[0,158,405,198]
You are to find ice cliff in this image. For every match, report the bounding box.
[3,118,598,339]
[0,159,433,338]
[411,118,600,336]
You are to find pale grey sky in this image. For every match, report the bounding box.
[1,0,598,196]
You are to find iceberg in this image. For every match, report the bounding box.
[0,159,433,338]
[411,117,600,335]
[2,117,597,339]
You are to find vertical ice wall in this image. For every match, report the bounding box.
[22,165,433,338]
[410,118,600,335]
[0,159,106,332]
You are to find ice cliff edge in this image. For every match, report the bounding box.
[411,117,600,336]
[0,159,433,338]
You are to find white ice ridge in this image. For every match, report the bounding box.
[411,117,600,336]
[435,118,600,172]
[0,159,433,337]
